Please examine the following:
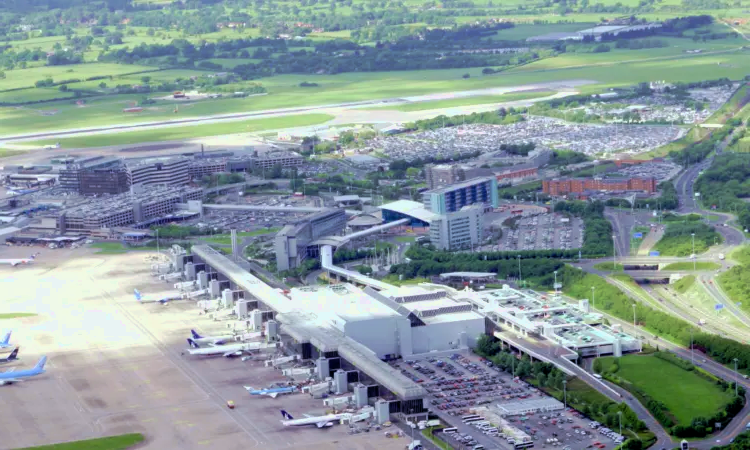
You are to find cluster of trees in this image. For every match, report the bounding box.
[388,245,567,280]
[199,173,245,187]
[549,150,589,166]
[694,153,750,230]
[150,224,205,239]
[634,181,679,210]
[614,38,668,49]
[498,142,535,156]
[554,201,613,257]
[670,118,743,166]
[475,335,647,449]
[405,109,525,132]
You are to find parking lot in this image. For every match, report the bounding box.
[499,213,584,252]
[0,248,410,450]
[610,160,681,183]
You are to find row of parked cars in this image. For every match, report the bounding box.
[590,421,623,445]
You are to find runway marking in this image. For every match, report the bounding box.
[128,404,142,409]
[198,440,212,445]
[141,418,156,423]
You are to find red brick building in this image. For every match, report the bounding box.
[542,177,657,196]
[496,167,538,182]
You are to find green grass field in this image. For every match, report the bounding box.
[593,262,624,272]
[366,90,556,112]
[673,275,696,293]
[89,242,155,254]
[598,354,732,425]
[198,228,280,245]
[0,64,158,91]
[28,114,333,148]
[0,313,38,319]
[17,433,145,450]
[662,262,721,271]
[4,49,750,136]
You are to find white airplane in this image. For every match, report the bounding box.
[184,339,263,357]
[134,289,182,305]
[43,143,60,150]
[280,409,347,428]
[189,329,235,346]
[0,259,33,267]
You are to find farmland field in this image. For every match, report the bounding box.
[25,113,334,148]
[597,354,733,425]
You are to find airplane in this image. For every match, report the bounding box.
[184,339,263,357]
[244,385,297,398]
[43,143,60,150]
[0,331,12,349]
[0,356,47,385]
[134,289,182,305]
[279,409,346,428]
[190,329,235,346]
[0,259,34,267]
[0,348,19,364]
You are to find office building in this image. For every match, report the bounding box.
[542,177,657,196]
[59,158,130,195]
[126,157,190,186]
[422,177,498,214]
[274,208,347,271]
[429,205,484,251]
[253,151,303,169]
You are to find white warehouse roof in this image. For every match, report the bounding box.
[379,199,438,223]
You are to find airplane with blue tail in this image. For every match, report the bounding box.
[134,289,182,305]
[0,331,12,349]
[0,356,47,385]
[244,385,297,398]
[0,348,19,364]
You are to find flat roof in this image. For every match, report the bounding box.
[287,284,400,323]
[495,397,564,415]
[379,199,437,223]
[440,272,496,278]
[423,176,494,195]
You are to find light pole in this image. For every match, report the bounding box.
[691,232,696,270]
[156,228,160,256]
[632,304,637,332]
[617,411,622,436]
[554,270,558,288]
[690,328,694,365]
[612,234,617,270]
[563,379,568,409]
[591,286,596,310]
[518,255,522,287]
[734,358,739,397]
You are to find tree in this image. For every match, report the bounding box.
[462,73,470,79]
[141,76,151,84]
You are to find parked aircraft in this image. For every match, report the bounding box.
[244,385,297,398]
[0,348,19,364]
[134,289,182,304]
[0,259,33,267]
[0,331,12,349]
[184,339,263,357]
[0,356,47,385]
[190,329,234,346]
[280,409,345,428]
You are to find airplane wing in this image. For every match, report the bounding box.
[269,392,279,399]
[302,414,312,418]
[222,350,243,357]
[3,367,15,373]
[315,421,329,428]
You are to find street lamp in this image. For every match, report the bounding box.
[690,329,694,365]
[518,255,522,287]
[734,358,740,397]
[632,304,637,332]
[591,286,596,310]
[617,411,622,436]
[563,380,568,409]
[691,233,696,271]
[156,228,160,256]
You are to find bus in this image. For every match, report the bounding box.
[463,417,484,424]
[461,415,480,421]
[442,428,458,434]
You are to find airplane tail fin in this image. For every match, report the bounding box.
[244,386,254,392]
[6,347,19,361]
[187,338,200,349]
[1,331,9,345]
[34,356,47,372]
[134,289,142,301]
[191,329,202,339]
[280,410,294,420]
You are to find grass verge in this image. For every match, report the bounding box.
[24,114,334,148]
[0,313,38,319]
[673,275,696,294]
[16,433,145,450]
[89,242,157,254]
[593,262,624,272]
[422,427,451,450]
[662,262,721,271]
[382,275,429,286]
[198,228,280,245]
[596,353,733,426]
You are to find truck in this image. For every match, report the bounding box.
[719,253,726,260]
[407,440,423,450]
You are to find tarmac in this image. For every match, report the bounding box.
[0,247,408,450]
